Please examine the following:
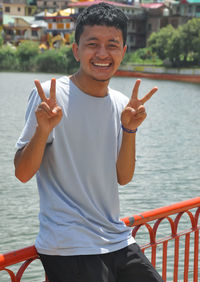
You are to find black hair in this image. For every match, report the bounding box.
[75,2,128,46]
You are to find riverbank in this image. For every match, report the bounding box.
[115,65,200,83]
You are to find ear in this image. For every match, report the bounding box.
[122,45,127,59]
[72,42,80,62]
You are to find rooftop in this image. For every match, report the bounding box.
[68,0,134,8]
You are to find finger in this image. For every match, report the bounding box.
[37,102,52,116]
[136,105,145,114]
[130,79,141,101]
[52,106,62,114]
[140,87,158,105]
[34,80,47,102]
[135,111,147,120]
[50,78,56,101]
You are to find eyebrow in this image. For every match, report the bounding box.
[86,37,120,44]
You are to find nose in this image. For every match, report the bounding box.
[96,44,109,58]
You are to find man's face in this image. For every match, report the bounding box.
[73,25,127,82]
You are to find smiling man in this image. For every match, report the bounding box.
[14,3,163,282]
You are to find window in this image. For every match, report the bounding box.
[32,30,38,37]
[5,6,10,13]
[18,7,21,12]
[196,6,200,12]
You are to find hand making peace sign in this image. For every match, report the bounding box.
[34,78,63,134]
[121,79,158,131]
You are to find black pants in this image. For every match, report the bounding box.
[39,243,164,282]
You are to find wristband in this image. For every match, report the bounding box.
[122,125,137,133]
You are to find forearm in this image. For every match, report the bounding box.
[116,131,136,185]
[14,126,50,183]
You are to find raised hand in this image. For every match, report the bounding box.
[34,78,63,134]
[121,79,158,131]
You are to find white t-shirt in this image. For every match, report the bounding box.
[16,76,135,256]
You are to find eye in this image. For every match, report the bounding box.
[88,42,97,47]
[108,44,118,49]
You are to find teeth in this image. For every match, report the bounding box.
[94,63,110,67]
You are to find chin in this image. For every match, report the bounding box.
[91,72,114,82]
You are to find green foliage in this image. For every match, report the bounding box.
[59,45,79,74]
[36,49,67,73]
[147,18,200,66]
[0,46,19,71]
[147,25,181,66]
[180,18,200,65]
[36,46,79,74]
[122,47,162,66]
[0,33,3,47]
[16,40,39,71]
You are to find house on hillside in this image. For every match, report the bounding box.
[44,8,75,47]
[3,14,47,44]
[2,0,36,17]
[168,0,200,23]
[36,0,68,12]
[68,0,147,51]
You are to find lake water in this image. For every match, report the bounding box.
[0,72,200,281]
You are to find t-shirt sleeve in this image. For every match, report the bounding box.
[15,87,54,150]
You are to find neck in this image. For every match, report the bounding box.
[70,71,109,98]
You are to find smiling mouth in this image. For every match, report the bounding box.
[92,62,112,67]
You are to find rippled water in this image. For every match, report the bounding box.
[0,72,199,281]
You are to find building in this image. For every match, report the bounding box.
[36,0,69,12]
[2,0,37,16]
[44,8,75,47]
[68,0,147,51]
[3,14,47,44]
[168,0,200,24]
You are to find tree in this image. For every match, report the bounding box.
[147,25,182,66]
[0,33,3,47]
[16,40,39,71]
[0,46,19,70]
[180,18,200,65]
[147,19,200,67]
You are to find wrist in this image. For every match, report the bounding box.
[36,125,51,139]
[122,125,137,134]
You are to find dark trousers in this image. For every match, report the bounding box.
[39,243,164,282]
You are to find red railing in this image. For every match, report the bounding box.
[0,197,200,281]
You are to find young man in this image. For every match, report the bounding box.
[14,3,163,282]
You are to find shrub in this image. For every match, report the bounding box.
[16,40,39,71]
[0,33,3,47]
[0,46,19,71]
[59,45,79,74]
[36,48,67,73]
[36,46,79,74]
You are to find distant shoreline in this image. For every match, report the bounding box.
[115,66,200,84]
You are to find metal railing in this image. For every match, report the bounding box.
[0,197,200,281]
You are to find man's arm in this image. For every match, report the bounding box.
[116,131,136,185]
[116,80,158,186]
[14,127,50,182]
[14,78,62,183]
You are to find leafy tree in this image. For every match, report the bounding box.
[180,18,200,65]
[0,33,3,47]
[0,46,19,70]
[36,47,67,73]
[147,18,200,67]
[122,47,162,66]
[59,45,79,74]
[16,40,39,71]
[147,25,182,66]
